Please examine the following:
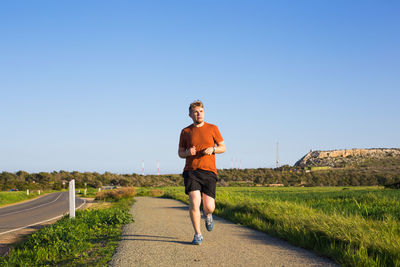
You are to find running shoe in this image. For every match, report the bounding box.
[192,234,203,245]
[205,214,214,232]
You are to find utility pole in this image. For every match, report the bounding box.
[142,160,145,175]
[157,160,160,175]
[276,142,280,168]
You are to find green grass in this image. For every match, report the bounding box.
[0,190,54,207]
[0,197,134,266]
[136,187,165,197]
[76,187,103,198]
[160,186,400,267]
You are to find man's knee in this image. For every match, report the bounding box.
[202,194,215,212]
[189,191,201,210]
[204,202,215,213]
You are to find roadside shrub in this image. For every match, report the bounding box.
[384,181,400,189]
[149,189,164,197]
[95,187,136,201]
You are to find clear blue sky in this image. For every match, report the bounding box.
[1,1,399,174]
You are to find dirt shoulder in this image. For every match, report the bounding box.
[110,197,339,267]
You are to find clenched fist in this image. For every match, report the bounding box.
[203,147,214,155]
[187,146,196,156]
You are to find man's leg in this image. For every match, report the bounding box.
[189,190,202,235]
[202,193,215,232]
[202,193,215,216]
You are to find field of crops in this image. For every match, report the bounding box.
[161,186,400,267]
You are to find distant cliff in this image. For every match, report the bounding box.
[294,148,400,168]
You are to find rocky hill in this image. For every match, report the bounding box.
[294,148,400,168]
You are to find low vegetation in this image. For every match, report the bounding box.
[160,186,400,267]
[75,187,100,198]
[0,188,135,266]
[136,187,165,197]
[2,156,399,191]
[95,187,136,201]
[0,190,50,207]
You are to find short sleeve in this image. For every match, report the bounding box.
[179,130,187,149]
[213,126,223,144]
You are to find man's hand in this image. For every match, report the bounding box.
[178,146,196,158]
[187,146,196,156]
[203,147,214,155]
[203,141,225,156]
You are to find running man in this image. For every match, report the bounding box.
[178,100,226,245]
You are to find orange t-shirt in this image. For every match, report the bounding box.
[179,122,223,174]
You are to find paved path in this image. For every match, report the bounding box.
[110,197,339,267]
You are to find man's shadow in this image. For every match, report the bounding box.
[121,234,192,245]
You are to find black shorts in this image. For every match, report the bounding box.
[182,169,218,199]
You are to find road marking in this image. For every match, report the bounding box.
[0,192,64,217]
[0,198,86,236]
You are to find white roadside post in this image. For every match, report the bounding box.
[69,179,76,219]
[26,189,29,195]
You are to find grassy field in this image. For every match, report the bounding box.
[159,186,400,267]
[76,187,101,198]
[0,190,51,207]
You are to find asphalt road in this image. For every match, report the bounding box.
[110,197,339,267]
[0,192,85,236]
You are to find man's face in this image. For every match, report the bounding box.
[189,106,204,125]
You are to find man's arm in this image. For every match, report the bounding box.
[178,146,196,158]
[203,141,226,155]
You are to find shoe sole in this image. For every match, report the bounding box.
[192,235,203,245]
